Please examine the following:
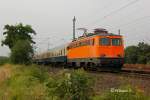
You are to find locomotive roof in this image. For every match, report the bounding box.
[73,32,122,42]
[87,32,121,37]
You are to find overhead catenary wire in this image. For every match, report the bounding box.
[86,0,140,28]
[116,16,150,29]
[105,15,150,32]
[86,0,125,20]
[83,0,150,44]
[118,17,150,31]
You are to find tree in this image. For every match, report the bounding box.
[137,42,150,64]
[10,40,33,64]
[1,23,36,50]
[1,23,36,64]
[0,56,9,65]
[138,42,150,54]
[125,42,150,64]
[125,46,139,64]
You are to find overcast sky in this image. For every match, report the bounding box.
[0,0,150,56]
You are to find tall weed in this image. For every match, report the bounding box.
[46,69,95,100]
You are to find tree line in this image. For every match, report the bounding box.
[125,42,150,64]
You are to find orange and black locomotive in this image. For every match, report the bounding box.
[67,28,124,70]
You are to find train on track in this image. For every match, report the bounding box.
[33,28,124,71]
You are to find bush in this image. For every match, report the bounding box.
[125,42,150,64]
[10,40,33,65]
[46,69,95,100]
[0,56,9,65]
[125,46,139,64]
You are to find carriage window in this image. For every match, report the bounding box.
[112,38,122,46]
[100,38,110,45]
[90,39,94,45]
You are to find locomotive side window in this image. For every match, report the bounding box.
[100,38,110,45]
[112,38,122,46]
[90,39,94,45]
[68,38,95,49]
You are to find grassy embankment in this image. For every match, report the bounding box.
[0,64,149,100]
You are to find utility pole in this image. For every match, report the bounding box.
[73,16,76,40]
[47,42,50,51]
[118,29,120,35]
[47,37,50,51]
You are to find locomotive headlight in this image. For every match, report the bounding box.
[117,54,122,57]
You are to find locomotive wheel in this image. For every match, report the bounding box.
[83,66,88,70]
[83,62,97,71]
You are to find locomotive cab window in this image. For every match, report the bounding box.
[112,38,122,46]
[100,38,110,46]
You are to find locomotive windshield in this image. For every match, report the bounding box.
[100,38,110,46]
[112,38,122,46]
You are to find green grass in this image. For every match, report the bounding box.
[0,64,149,100]
[0,64,94,100]
[0,64,50,100]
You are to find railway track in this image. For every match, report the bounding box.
[86,69,150,96]
[121,69,150,79]
[87,68,150,80]
[46,64,150,79]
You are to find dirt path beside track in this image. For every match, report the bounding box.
[0,64,12,84]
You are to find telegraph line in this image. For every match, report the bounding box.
[86,0,124,20]
[118,16,150,31]
[86,0,140,27]
[117,16,150,29]
[106,15,150,31]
